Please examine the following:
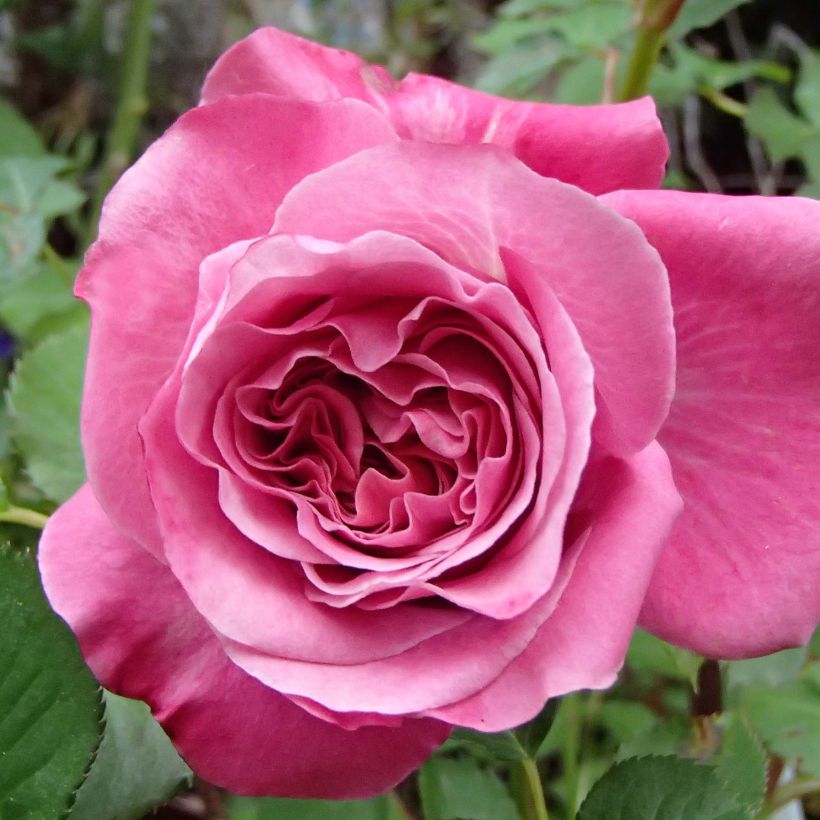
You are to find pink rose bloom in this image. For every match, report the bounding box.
[40,28,820,798]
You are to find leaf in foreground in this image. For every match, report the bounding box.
[419,756,520,820]
[69,692,192,820]
[714,713,767,815]
[0,545,103,818]
[739,662,820,776]
[577,755,750,820]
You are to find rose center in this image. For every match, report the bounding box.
[235,356,481,541]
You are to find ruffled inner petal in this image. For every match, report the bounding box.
[170,231,577,616]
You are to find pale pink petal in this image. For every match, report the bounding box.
[385,75,668,193]
[202,27,668,193]
[201,26,394,106]
[274,142,675,455]
[38,485,449,798]
[425,442,683,730]
[602,190,820,658]
[78,95,396,554]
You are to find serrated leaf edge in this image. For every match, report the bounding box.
[715,713,768,815]
[63,685,107,819]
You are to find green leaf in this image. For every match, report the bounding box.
[650,45,789,107]
[795,49,820,126]
[669,0,752,38]
[472,18,562,56]
[6,322,88,502]
[0,157,68,211]
[473,2,630,55]
[0,212,45,279]
[739,662,820,776]
[474,39,571,97]
[0,545,103,819]
[600,701,659,746]
[228,793,404,820]
[714,713,767,814]
[0,156,83,221]
[800,135,820,189]
[745,87,818,163]
[626,629,702,687]
[577,756,750,820]
[0,100,45,157]
[517,699,560,758]
[499,0,598,17]
[37,180,86,220]
[0,155,82,279]
[553,55,607,104]
[0,260,80,343]
[799,172,820,197]
[419,756,520,820]
[810,624,820,659]
[615,718,690,761]
[726,646,808,694]
[692,58,789,90]
[544,4,633,50]
[444,728,527,762]
[524,695,570,758]
[69,692,191,820]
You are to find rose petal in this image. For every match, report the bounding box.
[221,546,581,716]
[173,231,581,616]
[202,27,668,193]
[79,94,396,554]
[142,377,474,664]
[385,75,668,193]
[144,336,584,711]
[201,25,393,107]
[274,142,675,455]
[425,442,682,730]
[429,282,595,616]
[38,485,449,798]
[602,190,820,658]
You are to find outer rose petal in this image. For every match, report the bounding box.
[78,94,396,554]
[602,190,820,658]
[38,485,449,798]
[274,142,675,455]
[384,75,667,194]
[425,442,683,730]
[201,26,668,194]
[225,443,680,721]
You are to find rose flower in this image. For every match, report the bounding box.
[39,28,820,798]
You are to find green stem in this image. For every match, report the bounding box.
[0,506,49,529]
[617,0,687,101]
[699,86,748,118]
[511,758,550,820]
[764,777,820,815]
[85,0,155,246]
[562,694,582,819]
[618,25,665,101]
